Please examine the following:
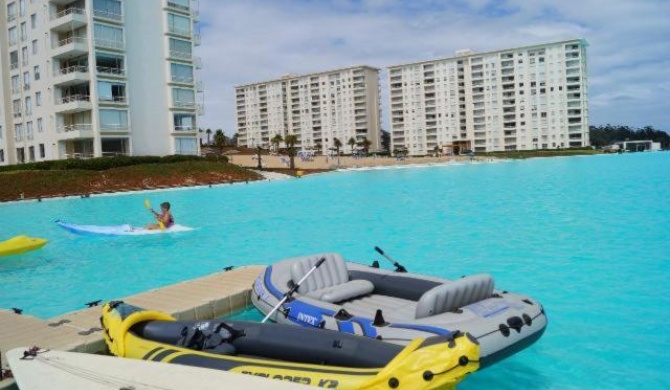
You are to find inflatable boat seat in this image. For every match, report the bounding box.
[415,274,494,319]
[291,253,374,303]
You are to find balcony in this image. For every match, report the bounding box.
[94,38,124,51]
[193,34,201,46]
[55,95,92,113]
[52,37,89,59]
[50,8,87,32]
[172,126,198,134]
[100,123,130,134]
[167,25,192,38]
[166,0,192,13]
[53,65,90,87]
[93,9,123,23]
[97,66,125,78]
[169,50,193,61]
[99,96,127,105]
[56,123,93,140]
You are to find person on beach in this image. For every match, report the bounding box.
[146,202,175,230]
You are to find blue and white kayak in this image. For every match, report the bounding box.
[56,220,193,236]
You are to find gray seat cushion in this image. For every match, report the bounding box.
[306,280,375,303]
[415,274,495,319]
[290,253,349,294]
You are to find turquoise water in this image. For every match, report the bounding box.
[1,153,669,389]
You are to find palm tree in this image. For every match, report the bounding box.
[213,130,226,151]
[255,145,263,169]
[333,137,343,167]
[360,138,372,156]
[433,145,441,157]
[284,133,298,170]
[206,128,212,145]
[347,137,356,154]
[271,133,283,152]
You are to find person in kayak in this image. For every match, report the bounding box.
[146,202,175,230]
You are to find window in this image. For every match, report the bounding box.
[174,113,195,130]
[99,109,128,130]
[32,39,38,54]
[19,0,25,16]
[9,51,18,69]
[0,149,4,163]
[94,23,124,49]
[39,144,45,158]
[26,121,33,140]
[97,81,126,102]
[170,63,193,83]
[175,137,198,155]
[21,46,28,65]
[169,38,191,59]
[20,22,26,42]
[7,2,16,21]
[33,65,39,80]
[12,99,21,116]
[8,27,17,46]
[15,124,24,142]
[35,91,41,106]
[167,13,191,36]
[28,146,35,162]
[172,88,195,107]
[11,75,19,94]
[23,71,30,89]
[16,147,25,164]
[25,96,32,115]
[37,117,43,133]
[93,0,122,20]
[30,13,36,28]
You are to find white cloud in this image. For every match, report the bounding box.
[196,0,670,134]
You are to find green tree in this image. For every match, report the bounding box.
[213,130,226,151]
[284,134,298,169]
[348,137,356,154]
[333,138,342,156]
[205,128,212,145]
[255,145,263,169]
[271,133,283,152]
[359,138,372,155]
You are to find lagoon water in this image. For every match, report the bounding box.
[1,152,669,389]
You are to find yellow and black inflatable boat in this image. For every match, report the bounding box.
[102,301,479,389]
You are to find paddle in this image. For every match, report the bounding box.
[262,257,327,323]
[374,246,408,273]
[144,199,165,230]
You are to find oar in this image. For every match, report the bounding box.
[144,199,165,230]
[262,257,326,323]
[374,246,408,273]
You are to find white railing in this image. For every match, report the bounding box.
[50,7,85,21]
[97,66,125,76]
[173,101,196,108]
[173,126,196,132]
[59,94,90,104]
[61,152,94,159]
[99,96,127,103]
[57,124,93,133]
[10,62,19,70]
[94,38,124,50]
[100,124,129,132]
[55,36,87,48]
[8,13,16,22]
[171,75,194,83]
[169,50,192,60]
[168,25,191,37]
[166,1,190,12]
[193,34,201,46]
[93,9,122,21]
[55,65,89,76]
[102,151,129,157]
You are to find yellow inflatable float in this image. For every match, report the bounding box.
[0,235,47,257]
[102,302,479,389]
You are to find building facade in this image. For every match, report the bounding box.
[0,0,203,166]
[235,66,381,154]
[388,39,589,155]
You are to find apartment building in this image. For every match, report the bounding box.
[235,66,381,154]
[0,0,203,166]
[388,39,589,155]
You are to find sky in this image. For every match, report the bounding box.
[196,0,670,136]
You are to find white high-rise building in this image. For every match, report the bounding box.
[388,39,589,155]
[0,0,203,166]
[235,66,381,154]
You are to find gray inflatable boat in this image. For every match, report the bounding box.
[252,253,547,368]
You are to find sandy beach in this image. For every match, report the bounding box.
[229,154,492,170]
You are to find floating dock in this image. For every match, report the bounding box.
[0,265,264,389]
